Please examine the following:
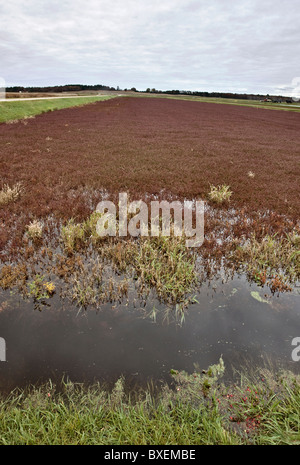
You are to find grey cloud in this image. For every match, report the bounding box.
[0,0,299,94]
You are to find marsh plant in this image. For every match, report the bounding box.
[58,210,199,305]
[135,235,197,304]
[28,274,56,301]
[208,184,232,204]
[61,219,86,252]
[26,219,43,241]
[232,231,300,289]
[0,181,23,206]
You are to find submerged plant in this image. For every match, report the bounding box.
[43,281,56,296]
[28,275,55,301]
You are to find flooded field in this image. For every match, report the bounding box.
[0,97,299,396]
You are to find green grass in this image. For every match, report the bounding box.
[59,212,197,305]
[0,361,299,445]
[208,184,232,204]
[0,96,114,123]
[232,232,300,290]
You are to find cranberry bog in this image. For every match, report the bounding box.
[0,96,299,393]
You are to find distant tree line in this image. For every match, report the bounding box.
[6,84,118,93]
[145,88,288,101]
[6,84,289,101]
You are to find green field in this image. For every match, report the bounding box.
[0,95,115,123]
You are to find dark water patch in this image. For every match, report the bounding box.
[0,273,299,394]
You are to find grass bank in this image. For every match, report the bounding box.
[0,95,114,123]
[0,360,299,445]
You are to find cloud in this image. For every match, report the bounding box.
[0,0,299,94]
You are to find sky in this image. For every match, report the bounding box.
[0,0,300,96]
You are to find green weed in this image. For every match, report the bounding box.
[208,184,232,204]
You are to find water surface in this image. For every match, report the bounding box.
[0,273,299,393]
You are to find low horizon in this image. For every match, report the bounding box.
[3,82,295,99]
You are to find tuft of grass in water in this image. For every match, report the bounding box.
[208,184,232,204]
[0,182,24,206]
[135,235,197,304]
[232,232,300,289]
[60,212,198,305]
[61,219,86,253]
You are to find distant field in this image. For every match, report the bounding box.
[0,95,115,123]
[1,92,300,123]
[134,93,300,112]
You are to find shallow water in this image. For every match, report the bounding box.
[0,273,299,393]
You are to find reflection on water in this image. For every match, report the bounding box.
[0,273,299,393]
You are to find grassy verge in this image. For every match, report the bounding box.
[0,360,299,445]
[0,96,114,123]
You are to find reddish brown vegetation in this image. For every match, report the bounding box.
[0,97,299,258]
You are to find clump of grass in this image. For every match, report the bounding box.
[0,182,23,206]
[26,219,43,241]
[135,235,197,304]
[61,219,86,253]
[0,263,28,290]
[208,184,232,204]
[233,232,300,288]
[60,212,198,305]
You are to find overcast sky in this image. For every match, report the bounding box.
[0,0,299,95]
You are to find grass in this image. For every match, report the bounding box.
[135,235,197,304]
[208,184,232,204]
[0,361,299,445]
[0,95,114,123]
[26,219,43,241]
[59,211,198,305]
[232,232,300,291]
[0,182,23,206]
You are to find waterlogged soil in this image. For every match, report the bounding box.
[0,273,299,393]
